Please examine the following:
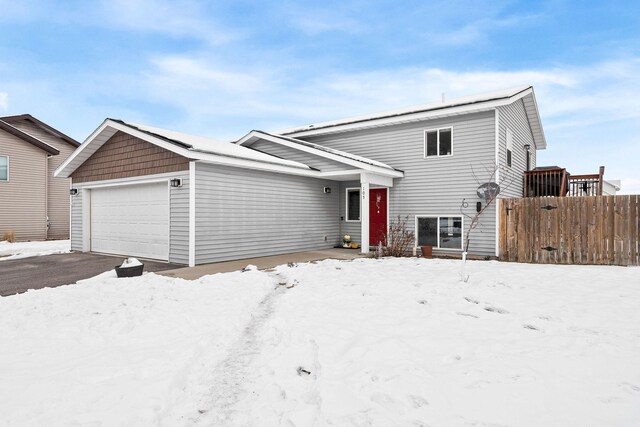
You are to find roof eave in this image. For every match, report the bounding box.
[0,119,60,155]
[1,114,80,147]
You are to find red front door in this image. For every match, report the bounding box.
[369,188,387,246]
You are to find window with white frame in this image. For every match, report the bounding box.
[346,188,361,221]
[424,127,452,157]
[416,216,463,250]
[506,129,513,167]
[0,156,7,181]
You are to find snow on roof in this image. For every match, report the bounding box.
[279,86,532,135]
[119,121,311,169]
[252,130,397,171]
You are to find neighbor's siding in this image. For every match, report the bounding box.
[194,162,340,264]
[497,100,536,198]
[6,119,77,239]
[0,129,48,241]
[47,142,75,239]
[69,172,190,264]
[250,140,349,171]
[71,131,189,183]
[303,111,497,256]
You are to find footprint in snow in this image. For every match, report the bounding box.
[484,305,508,314]
[464,297,479,304]
[456,312,479,318]
[407,394,429,408]
[523,324,540,331]
[417,299,428,305]
[619,382,640,394]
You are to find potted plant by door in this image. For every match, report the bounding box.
[115,258,145,278]
[420,245,432,258]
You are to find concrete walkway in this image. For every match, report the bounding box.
[159,248,365,280]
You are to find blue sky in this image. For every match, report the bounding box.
[1,0,639,192]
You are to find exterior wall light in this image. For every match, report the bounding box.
[523,144,531,151]
[69,188,78,195]
[170,178,182,188]
[323,187,331,194]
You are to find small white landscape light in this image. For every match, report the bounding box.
[69,188,78,196]
[170,178,182,188]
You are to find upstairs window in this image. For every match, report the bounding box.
[346,188,361,221]
[0,156,7,181]
[506,129,513,167]
[424,128,452,157]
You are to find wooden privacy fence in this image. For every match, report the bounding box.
[499,195,639,266]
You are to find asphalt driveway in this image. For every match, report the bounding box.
[0,252,179,297]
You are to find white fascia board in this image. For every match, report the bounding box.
[194,158,324,178]
[522,91,547,150]
[285,89,535,138]
[360,172,394,187]
[54,119,112,177]
[237,130,401,176]
[56,120,313,178]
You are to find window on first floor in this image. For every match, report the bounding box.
[346,188,361,221]
[424,127,452,157]
[416,216,463,250]
[0,156,7,181]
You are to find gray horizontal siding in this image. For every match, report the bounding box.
[304,111,498,256]
[169,172,189,265]
[0,129,48,241]
[194,162,340,264]
[498,100,536,198]
[70,190,83,251]
[249,140,348,172]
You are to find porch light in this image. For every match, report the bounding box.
[69,188,78,196]
[170,178,182,188]
[323,187,331,194]
[523,144,531,151]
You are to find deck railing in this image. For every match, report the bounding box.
[524,166,605,197]
[523,168,568,197]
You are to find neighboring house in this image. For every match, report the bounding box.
[0,115,80,241]
[603,180,621,195]
[55,86,545,265]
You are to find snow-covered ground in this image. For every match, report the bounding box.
[0,239,70,260]
[1,258,639,426]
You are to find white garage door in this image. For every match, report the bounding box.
[90,182,169,260]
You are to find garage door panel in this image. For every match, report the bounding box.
[90,183,169,260]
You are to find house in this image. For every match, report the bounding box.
[55,86,545,265]
[0,115,80,241]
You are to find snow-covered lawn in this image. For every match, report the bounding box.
[1,258,639,426]
[0,239,70,260]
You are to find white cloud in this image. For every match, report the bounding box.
[0,92,7,112]
[136,55,640,185]
[619,178,640,195]
[95,0,241,44]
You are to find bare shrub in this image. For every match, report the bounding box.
[380,215,415,257]
[2,230,15,243]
